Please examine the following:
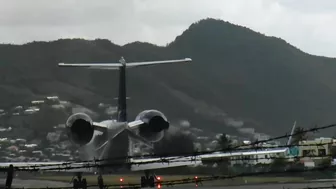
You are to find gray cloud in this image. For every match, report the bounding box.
[279,0,336,13]
[0,0,335,57]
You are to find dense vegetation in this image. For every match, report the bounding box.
[1,18,336,136]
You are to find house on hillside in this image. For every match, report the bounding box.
[12,106,23,115]
[7,145,19,152]
[0,110,5,116]
[16,139,27,143]
[45,96,60,105]
[31,100,45,105]
[24,107,40,114]
[24,144,38,148]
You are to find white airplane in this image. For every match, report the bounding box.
[0,57,295,189]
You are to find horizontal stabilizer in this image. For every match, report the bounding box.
[125,58,191,68]
[58,58,191,70]
[58,63,122,67]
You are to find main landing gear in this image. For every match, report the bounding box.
[140,170,160,188]
[72,172,105,189]
[72,172,87,189]
[5,164,14,189]
[97,174,104,189]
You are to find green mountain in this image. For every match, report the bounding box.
[1,18,336,137]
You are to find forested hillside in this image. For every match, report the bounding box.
[1,18,336,136]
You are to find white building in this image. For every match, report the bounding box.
[46,96,59,100]
[24,107,40,114]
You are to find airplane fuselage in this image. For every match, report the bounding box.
[78,120,131,173]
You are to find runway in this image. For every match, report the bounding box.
[218,181,336,189]
[108,180,336,189]
[0,178,71,188]
[1,179,336,189]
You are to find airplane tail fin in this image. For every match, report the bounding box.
[58,57,192,122]
[287,121,297,146]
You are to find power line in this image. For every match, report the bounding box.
[6,123,336,171]
[5,123,336,188]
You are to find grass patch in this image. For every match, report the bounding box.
[242,176,305,183]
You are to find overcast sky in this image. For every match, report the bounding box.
[0,0,335,57]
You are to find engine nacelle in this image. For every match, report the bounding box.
[135,110,169,142]
[65,113,94,146]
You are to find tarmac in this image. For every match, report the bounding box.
[1,179,336,189]
[0,178,71,188]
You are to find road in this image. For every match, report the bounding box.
[1,179,336,189]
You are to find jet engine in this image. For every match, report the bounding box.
[65,113,95,146]
[135,110,169,142]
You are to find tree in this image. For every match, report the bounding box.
[214,133,232,174]
[153,132,195,157]
[320,157,332,167]
[317,157,333,179]
[291,126,308,145]
[216,133,232,151]
[269,157,287,172]
[26,104,69,139]
[331,146,336,159]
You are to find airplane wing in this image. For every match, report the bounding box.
[0,148,288,172]
[0,161,98,173]
[198,148,288,159]
[130,148,288,171]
